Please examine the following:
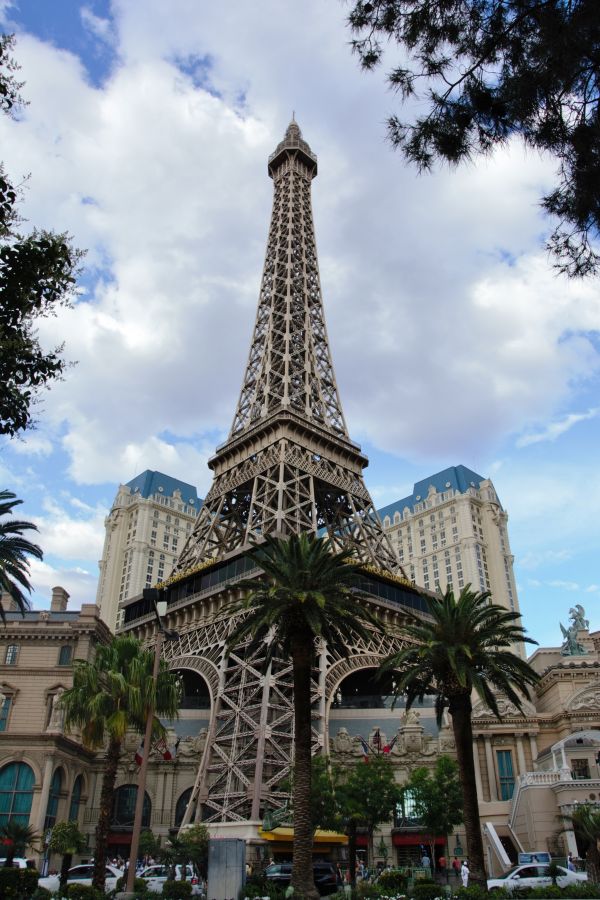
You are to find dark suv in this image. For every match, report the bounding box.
[265,862,339,895]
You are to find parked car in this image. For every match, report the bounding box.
[38,863,123,894]
[0,858,33,869]
[138,863,202,895]
[265,862,339,895]
[487,863,587,892]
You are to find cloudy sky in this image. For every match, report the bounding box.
[0,0,598,647]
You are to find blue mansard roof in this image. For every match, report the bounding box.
[125,470,201,508]
[377,464,493,521]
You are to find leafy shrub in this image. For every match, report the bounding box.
[30,888,53,900]
[162,880,193,899]
[411,884,444,900]
[115,874,149,895]
[454,887,494,900]
[565,886,600,899]
[64,885,105,900]
[377,869,408,892]
[0,866,40,900]
[527,887,563,899]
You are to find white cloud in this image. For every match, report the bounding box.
[516,408,599,448]
[33,496,108,562]
[28,558,97,609]
[80,7,115,44]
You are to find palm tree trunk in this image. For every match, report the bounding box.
[448,693,486,885]
[60,852,73,890]
[291,632,319,900]
[93,734,121,890]
[587,840,600,884]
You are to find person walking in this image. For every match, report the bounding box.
[461,860,469,887]
[452,856,461,879]
[421,851,431,870]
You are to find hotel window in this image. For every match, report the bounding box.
[496,750,515,799]
[0,696,12,732]
[572,759,591,780]
[58,645,73,666]
[4,645,18,666]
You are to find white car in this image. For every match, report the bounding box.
[138,863,202,895]
[488,863,587,892]
[0,858,32,869]
[38,862,123,894]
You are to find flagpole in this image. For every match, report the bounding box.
[125,625,163,894]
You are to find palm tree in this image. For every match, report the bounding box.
[47,820,87,889]
[0,489,43,621]
[0,821,38,866]
[60,635,180,890]
[226,533,381,900]
[379,584,539,885]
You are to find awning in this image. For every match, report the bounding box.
[258,827,348,845]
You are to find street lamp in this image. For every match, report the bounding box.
[124,589,179,896]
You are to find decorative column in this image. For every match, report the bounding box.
[516,735,527,775]
[529,733,538,765]
[484,737,498,801]
[36,755,55,834]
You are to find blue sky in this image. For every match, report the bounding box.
[0,0,598,648]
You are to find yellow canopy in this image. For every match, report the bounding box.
[259,826,348,844]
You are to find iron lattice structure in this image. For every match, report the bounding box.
[173,120,402,576]
[125,122,424,827]
[159,591,410,825]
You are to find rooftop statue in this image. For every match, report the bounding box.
[560,604,589,656]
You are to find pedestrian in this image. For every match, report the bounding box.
[461,860,469,888]
[438,855,447,880]
[452,856,461,878]
[421,851,431,869]
[568,854,576,872]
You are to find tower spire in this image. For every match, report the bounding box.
[174,124,403,576]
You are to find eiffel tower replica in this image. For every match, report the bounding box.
[123,120,427,829]
[173,119,401,576]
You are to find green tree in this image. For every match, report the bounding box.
[399,756,463,870]
[380,584,539,885]
[346,0,600,277]
[47,820,87,890]
[226,533,381,900]
[177,825,209,878]
[60,635,181,891]
[0,490,42,620]
[0,821,37,866]
[310,756,341,834]
[139,829,160,861]
[1,34,82,438]
[334,754,400,883]
[563,804,600,883]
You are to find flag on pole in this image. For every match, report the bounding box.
[383,735,398,754]
[358,736,370,760]
[134,739,145,766]
[372,728,382,751]
[154,736,180,761]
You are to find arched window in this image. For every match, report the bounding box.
[111,785,151,828]
[44,767,63,830]
[69,775,83,823]
[175,787,197,828]
[0,762,35,826]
